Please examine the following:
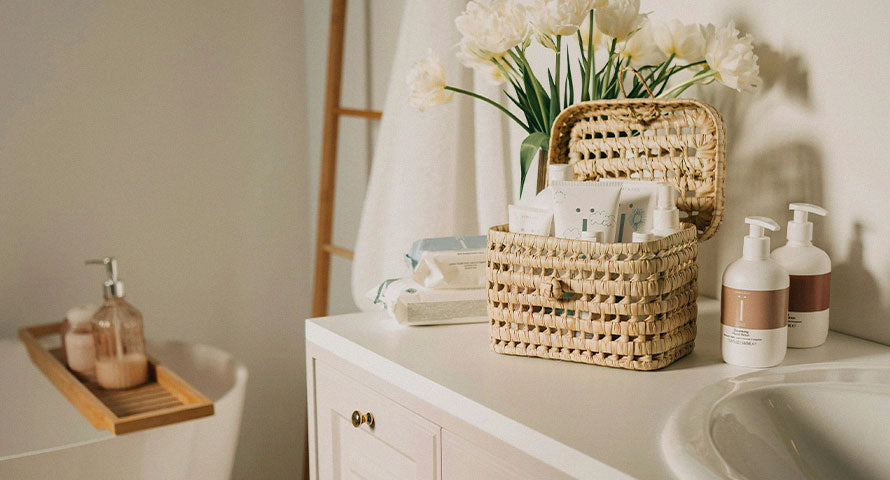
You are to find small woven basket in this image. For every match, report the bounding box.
[487,98,725,371]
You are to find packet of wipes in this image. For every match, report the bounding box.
[367,278,487,326]
[405,235,487,289]
[411,249,486,289]
[405,235,487,269]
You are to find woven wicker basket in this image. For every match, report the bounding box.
[487,98,725,371]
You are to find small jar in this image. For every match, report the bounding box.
[61,305,98,371]
[63,304,99,381]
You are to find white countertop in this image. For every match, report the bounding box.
[306,297,890,479]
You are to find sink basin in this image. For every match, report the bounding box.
[662,365,890,480]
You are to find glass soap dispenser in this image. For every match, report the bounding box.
[87,257,149,389]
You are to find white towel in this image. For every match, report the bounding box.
[351,0,519,309]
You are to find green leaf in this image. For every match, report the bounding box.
[579,59,590,102]
[519,132,550,197]
[565,53,574,107]
[521,65,544,130]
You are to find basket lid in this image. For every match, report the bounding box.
[545,99,726,242]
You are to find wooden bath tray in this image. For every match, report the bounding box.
[19,322,214,435]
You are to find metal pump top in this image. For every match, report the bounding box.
[86,257,125,298]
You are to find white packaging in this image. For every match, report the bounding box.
[547,164,573,184]
[598,180,662,242]
[508,204,553,236]
[550,181,622,241]
[652,183,682,237]
[366,278,487,326]
[411,249,486,289]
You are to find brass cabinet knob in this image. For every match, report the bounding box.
[351,410,374,428]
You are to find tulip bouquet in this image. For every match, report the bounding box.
[407,0,761,194]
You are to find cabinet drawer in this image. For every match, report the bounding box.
[313,361,441,480]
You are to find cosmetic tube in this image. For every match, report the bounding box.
[550,181,622,241]
[508,204,554,236]
[598,179,662,242]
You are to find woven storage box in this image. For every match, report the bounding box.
[487,99,725,371]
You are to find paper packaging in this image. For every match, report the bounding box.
[411,249,486,289]
[508,204,553,236]
[598,179,663,242]
[367,278,487,326]
[405,235,487,270]
[550,181,622,241]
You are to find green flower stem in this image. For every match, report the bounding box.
[553,35,561,114]
[444,85,531,133]
[600,38,617,99]
[587,10,596,100]
[658,68,716,98]
[638,54,674,97]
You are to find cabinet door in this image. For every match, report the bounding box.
[313,362,441,480]
[442,430,529,480]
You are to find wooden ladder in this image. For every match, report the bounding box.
[311,0,382,317]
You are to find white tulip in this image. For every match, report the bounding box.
[455,0,530,58]
[652,20,706,62]
[595,0,645,41]
[618,21,666,68]
[704,21,762,92]
[407,50,453,111]
[456,38,508,85]
[529,0,597,42]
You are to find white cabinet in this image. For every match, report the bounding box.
[313,362,440,479]
[441,430,530,480]
[307,353,570,480]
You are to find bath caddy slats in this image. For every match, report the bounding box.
[19,322,214,435]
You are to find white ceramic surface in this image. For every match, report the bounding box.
[662,364,890,480]
[0,339,247,480]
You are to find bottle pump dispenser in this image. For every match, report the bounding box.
[87,257,149,389]
[652,183,681,237]
[720,216,790,368]
[771,203,831,348]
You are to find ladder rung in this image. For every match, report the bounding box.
[336,107,383,119]
[322,244,355,260]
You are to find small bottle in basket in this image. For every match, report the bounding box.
[86,257,148,389]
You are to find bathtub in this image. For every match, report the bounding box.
[0,338,247,480]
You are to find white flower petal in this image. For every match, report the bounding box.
[529,0,597,40]
[653,19,706,62]
[407,50,453,111]
[704,21,762,92]
[595,0,645,40]
[455,0,530,58]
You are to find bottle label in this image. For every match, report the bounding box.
[788,273,830,313]
[721,286,789,329]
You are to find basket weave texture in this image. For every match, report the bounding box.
[488,99,725,371]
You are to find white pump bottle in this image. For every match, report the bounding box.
[771,203,831,348]
[651,183,681,237]
[721,216,789,367]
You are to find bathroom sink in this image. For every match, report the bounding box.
[662,365,890,480]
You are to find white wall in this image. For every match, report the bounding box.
[644,0,890,344]
[0,1,309,478]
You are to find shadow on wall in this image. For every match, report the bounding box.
[697,22,889,344]
[830,221,890,343]
[696,35,822,295]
